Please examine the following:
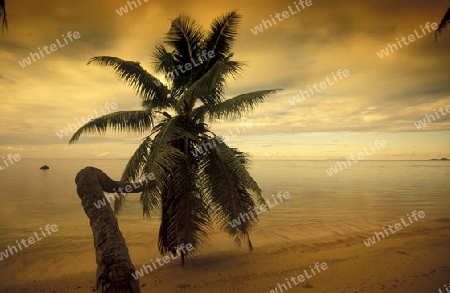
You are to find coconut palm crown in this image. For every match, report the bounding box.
[69,11,280,260]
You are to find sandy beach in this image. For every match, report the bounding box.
[2,218,449,293]
[2,0,450,292]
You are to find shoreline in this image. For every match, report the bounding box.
[2,218,449,292]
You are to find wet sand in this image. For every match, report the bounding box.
[2,218,449,293]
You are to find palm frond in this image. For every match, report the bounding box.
[151,43,178,77]
[203,11,241,64]
[165,14,204,64]
[163,15,210,93]
[158,187,178,253]
[114,135,154,213]
[69,110,153,144]
[176,59,244,113]
[121,135,152,182]
[158,159,211,255]
[436,8,450,40]
[139,117,197,216]
[194,89,280,121]
[88,56,170,109]
[200,143,263,250]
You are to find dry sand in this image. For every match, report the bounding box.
[2,219,450,293]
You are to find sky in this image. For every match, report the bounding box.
[0,0,449,160]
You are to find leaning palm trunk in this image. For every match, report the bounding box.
[75,167,143,293]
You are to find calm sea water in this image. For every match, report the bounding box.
[0,159,449,286]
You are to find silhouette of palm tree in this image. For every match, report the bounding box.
[70,11,280,263]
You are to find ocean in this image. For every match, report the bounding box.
[0,159,449,286]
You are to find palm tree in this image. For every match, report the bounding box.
[435,7,450,40]
[75,167,142,292]
[0,0,7,33]
[69,11,280,264]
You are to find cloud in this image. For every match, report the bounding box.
[1,0,449,158]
